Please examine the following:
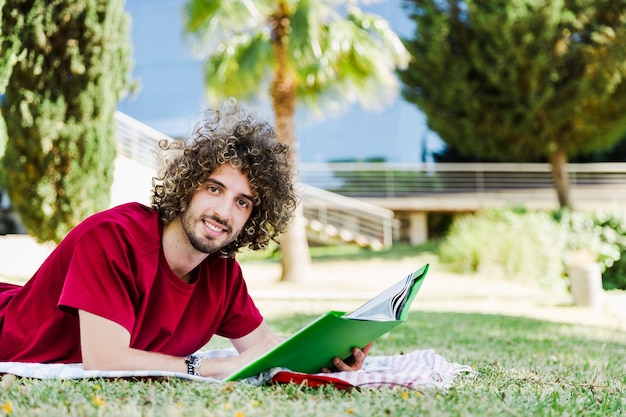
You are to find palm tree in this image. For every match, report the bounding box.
[183,0,408,282]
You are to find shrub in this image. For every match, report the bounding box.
[1,0,132,243]
[555,209,626,290]
[439,207,626,291]
[438,208,566,289]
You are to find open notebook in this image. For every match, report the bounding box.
[225,264,429,381]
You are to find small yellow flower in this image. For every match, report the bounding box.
[223,403,232,410]
[415,392,421,397]
[347,408,355,414]
[92,395,105,407]
[0,401,12,415]
[401,391,409,400]
[94,384,101,390]
[234,412,245,417]
[252,401,260,407]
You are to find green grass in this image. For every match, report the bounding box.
[308,241,442,262]
[238,241,442,263]
[1,312,624,416]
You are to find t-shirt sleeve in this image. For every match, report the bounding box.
[58,222,141,334]
[215,261,263,339]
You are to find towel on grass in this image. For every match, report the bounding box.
[0,349,474,390]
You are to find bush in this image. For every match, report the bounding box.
[439,207,626,291]
[438,208,566,289]
[555,209,626,290]
[1,0,132,243]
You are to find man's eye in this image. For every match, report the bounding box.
[206,185,219,193]
[238,199,250,209]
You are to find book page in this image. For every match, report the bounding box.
[343,272,414,321]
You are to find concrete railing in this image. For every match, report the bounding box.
[301,185,397,249]
[115,111,171,170]
[298,162,626,198]
[116,112,626,202]
[111,112,174,206]
[114,112,393,248]
[114,112,626,247]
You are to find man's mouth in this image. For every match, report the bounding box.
[203,218,228,233]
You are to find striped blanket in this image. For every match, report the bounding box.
[0,349,474,390]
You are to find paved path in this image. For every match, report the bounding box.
[1,235,625,331]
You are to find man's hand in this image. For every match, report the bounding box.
[321,342,374,373]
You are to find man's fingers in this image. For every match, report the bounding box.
[323,342,375,373]
[351,347,365,364]
[351,342,374,365]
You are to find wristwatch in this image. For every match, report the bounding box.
[184,355,202,376]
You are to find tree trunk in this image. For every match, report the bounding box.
[270,1,312,282]
[548,145,572,209]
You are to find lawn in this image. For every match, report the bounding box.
[1,311,624,416]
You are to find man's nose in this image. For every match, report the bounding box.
[213,198,231,223]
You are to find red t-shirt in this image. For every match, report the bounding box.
[0,203,263,363]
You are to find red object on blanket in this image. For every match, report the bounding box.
[270,371,355,390]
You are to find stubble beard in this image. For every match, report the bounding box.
[181,211,237,255]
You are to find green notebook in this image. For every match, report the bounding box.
[224,264,429,381]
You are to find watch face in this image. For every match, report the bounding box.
[185,355,202,375]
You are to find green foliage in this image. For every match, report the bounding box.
[399,0,626,162]
[440,207,626,290]
[556,209,626,290]
[0,0,23,189]
[1,312,624,416]
[438,208,567,288]
[0,0,132,243]
[183,0,409,115]
[0,0,23,94]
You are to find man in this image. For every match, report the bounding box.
[0,102,370,379]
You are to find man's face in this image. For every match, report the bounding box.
[180,163,255,254]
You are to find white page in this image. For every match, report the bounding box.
[343,272,414,321]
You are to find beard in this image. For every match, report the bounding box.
[180,211,237,254]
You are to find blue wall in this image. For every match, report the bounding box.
[118,0,443,163]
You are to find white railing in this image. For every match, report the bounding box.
[301,185,397,249]
[114,112,394,248]
[115,112,626,245]
[115,111,171,169]
[299,162,626,198]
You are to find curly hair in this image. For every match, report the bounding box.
[151,100,298,257]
